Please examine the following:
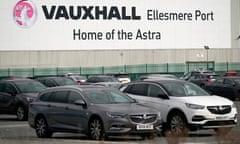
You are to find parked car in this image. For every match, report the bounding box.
[223,71,239,77]
[28,85,162,140]
[0,78,46,120]
[186,73,219,88]
[181,69,215,81]
[120,79,238,136]
[135,74,177,81]
[205,76,240,101]
[85,75,122,89]
[35,77,78,87]
[106,73,131,84]
[61,73,87,85]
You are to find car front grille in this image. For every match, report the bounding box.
[207,105,231,114]
[129,114,157,124]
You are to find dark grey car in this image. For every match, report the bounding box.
[0,78,46,120]
[28,85,162,140]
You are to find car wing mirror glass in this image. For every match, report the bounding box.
[74,99,86,106]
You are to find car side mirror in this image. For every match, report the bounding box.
[158,94,169,99]
[74,99,87,107]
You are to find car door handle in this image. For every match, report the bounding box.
[65,107,69,110]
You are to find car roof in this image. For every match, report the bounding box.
[221,76,240,79]
[88,75,115,78]
[36,76,69,80]
[0,77,34,82]
[40,85,112,93]
[132,78,185,84]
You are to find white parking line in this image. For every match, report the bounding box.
[0,124,28,129]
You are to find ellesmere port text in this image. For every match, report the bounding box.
[147,9,214,21]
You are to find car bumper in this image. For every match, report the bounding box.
[187,110,238,130]
[104,118,162,135]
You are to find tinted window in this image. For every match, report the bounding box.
[53,91,68,103]
[148,84,165,98]
[43,79,56,87]
[87,77,97,83]
[68,91,83,104]
[84,90,135,104]
[14,80,46,93]
[54,78,77,86]
[2,83,17,94]
[214,78,224,84]
[233,78,240,85]
[39,92,52,102]
[162,82,209,97]
[46,91,68,103]
[128,83,147,96]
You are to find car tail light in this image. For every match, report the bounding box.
[29,102,33,108]
[77,80,81,85]
[207,79,214,82]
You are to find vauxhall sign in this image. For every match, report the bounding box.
[0,0,231,50]
[42,6,141,20]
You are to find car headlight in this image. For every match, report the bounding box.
[106,112,127,118]
[157,112,162,120]
[26,97,34,102]
[185,103,205,109]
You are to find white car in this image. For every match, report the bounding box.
[120,78,238,136]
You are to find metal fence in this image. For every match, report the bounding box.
[0,62,240,80]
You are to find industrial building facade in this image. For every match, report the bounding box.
[0,0,240,77]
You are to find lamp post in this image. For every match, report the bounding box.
[204,46,210,69]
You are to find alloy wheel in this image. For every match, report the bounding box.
[35,117,52,138]
[169,114,188,136]
[16,106,26,121]
[89,118,104,140]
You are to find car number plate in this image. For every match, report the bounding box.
[136,124,153,130]
[216,116,228,120]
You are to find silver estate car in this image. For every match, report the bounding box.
[28,85,162,140]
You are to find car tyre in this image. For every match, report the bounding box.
[35,116,52,138]
[16,105,27,121]
[166,112,189,137]
[88,118,105,140]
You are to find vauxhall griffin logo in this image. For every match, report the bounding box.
[13,0,37,28]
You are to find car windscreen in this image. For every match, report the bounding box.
[14,80,46,93]
[233,78,240,85]
[54,78,78,86]
[84,90,135,104]
[162,82,209,97]
[101,77,119,82]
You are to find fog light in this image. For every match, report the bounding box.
[192,115,206,121]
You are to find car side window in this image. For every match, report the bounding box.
[128,83,147,96]
[214,79,224,84]
[68,91,84,104]
[48,91,68,103]
[87,77,96,83]
[3,83,17,95]
[39,92,52,102]
[0,83,4,92]
[224,79,233,86]
[44,79,56,87]
[147,84,165,98]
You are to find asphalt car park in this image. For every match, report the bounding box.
[0,101,239,144]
